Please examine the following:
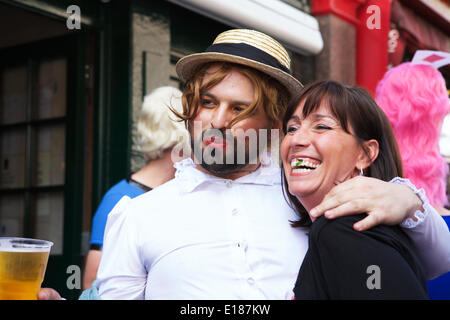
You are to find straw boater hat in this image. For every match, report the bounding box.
[176,29,303,97]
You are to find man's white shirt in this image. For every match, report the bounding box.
[96,158,450,299]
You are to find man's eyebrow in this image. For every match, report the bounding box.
[201,92,216,99]
[201,92,252,106]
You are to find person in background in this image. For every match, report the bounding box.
[282,80,429,299]
[82,86,189,290]
[375,60,450,299]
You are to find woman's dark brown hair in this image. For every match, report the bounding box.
[282,80,404,228]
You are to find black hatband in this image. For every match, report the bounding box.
[205,42,290,75]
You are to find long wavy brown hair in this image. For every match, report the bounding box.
[172,62,290,130]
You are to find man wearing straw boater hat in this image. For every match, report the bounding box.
[40,29,449,300]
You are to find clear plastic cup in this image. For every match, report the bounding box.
[0,237,53,300]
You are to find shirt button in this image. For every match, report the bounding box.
[247,277,255,285]
[231,208,238,215]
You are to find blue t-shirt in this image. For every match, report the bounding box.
[427,215,450,300]
[89,178,149,247]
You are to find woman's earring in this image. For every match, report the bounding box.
[359,167,364,176]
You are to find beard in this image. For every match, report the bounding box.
[190,127,268,176]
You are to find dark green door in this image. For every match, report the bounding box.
[0,34,88,299]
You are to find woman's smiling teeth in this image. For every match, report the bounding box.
[290,158,321,173]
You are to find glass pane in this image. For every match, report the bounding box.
[34,58,66,120]
[0,128,26,189]
[0,65,28,124]
[33,124,65,187]
[0,194,25,237]
[33,191,64,255]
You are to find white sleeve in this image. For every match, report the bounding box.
[391,177,450,280]
[96,196,147,299]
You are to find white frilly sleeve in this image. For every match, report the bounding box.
[96,196,147,299]
[391,177,450,280]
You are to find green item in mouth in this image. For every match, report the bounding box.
[295,159,303,167]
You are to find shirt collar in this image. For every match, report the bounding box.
[173,156,281,193]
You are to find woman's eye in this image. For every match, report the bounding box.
[316,124,331,130]
[286,126,297,133]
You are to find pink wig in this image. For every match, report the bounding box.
[375,62,450,206]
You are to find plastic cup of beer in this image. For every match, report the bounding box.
[0,237,53,300]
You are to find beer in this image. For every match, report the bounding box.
[0,238,53,300]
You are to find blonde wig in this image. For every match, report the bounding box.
[137,86,189,160]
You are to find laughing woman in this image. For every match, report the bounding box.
[281,80,428,299]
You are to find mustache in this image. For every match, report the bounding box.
[201,128,235,143]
